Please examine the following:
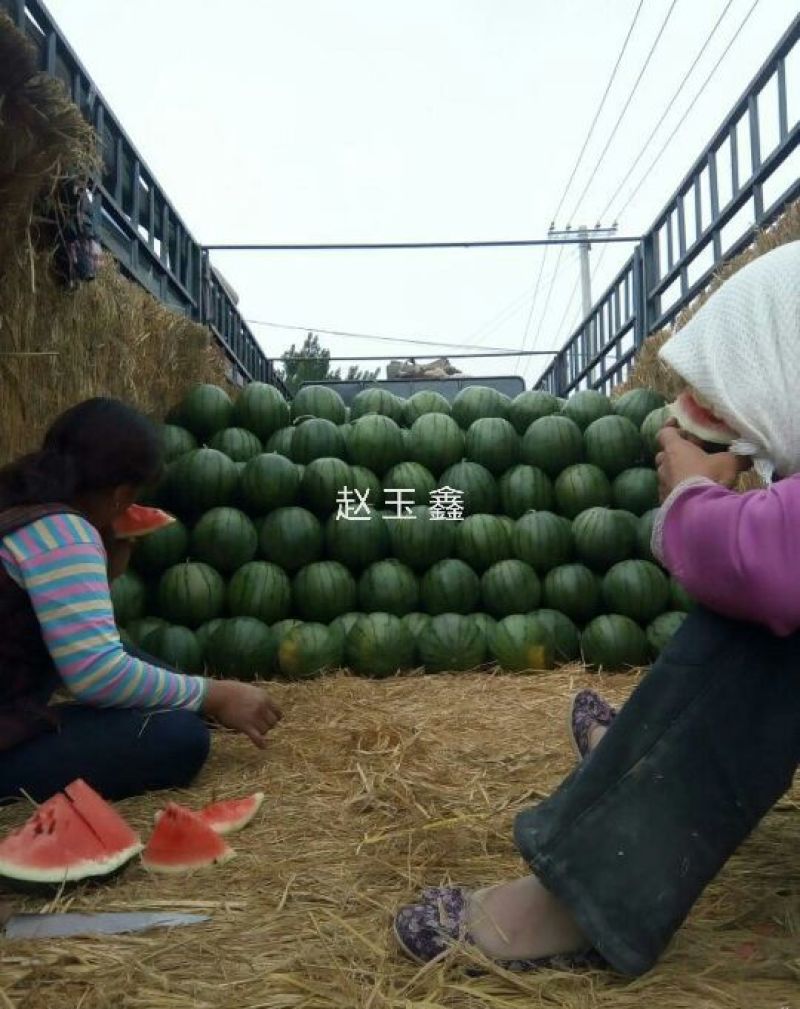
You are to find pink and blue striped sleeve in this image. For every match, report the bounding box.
[653,474,800,637]
[0,513,208,711]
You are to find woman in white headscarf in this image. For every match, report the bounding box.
[392,240,800,976]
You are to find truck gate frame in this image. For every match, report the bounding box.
[2,0,288,394]
[537,15,800,397]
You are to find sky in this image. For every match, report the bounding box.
[46,0,798,387]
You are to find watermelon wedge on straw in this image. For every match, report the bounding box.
[113,504,175,540]
[153,792,265,836]
[142,804,234,873]
[0,779,142,886]
[668,391,737,446]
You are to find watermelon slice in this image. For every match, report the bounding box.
[142,804,234,873]
[153,792,265,835]
[669,391,738,446]
[0,782,142,886]
[113,504,175,540]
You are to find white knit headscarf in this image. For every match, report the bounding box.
[658,240,800,483]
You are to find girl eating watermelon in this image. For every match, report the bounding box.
[0,397,282,803]
[393,240,800,976]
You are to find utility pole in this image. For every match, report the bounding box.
[548,223,618,318]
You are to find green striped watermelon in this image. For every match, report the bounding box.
[386,505,456,571]
[180,384,234,439]
[329,611,364,649]
[345,613,416,677]
[533,608,581,662]
[278,623,343,680]
[358,560,419,616]
[543,564,601,624]
[488,615,554,672]
[602,560,670,624]
[572,507,636,571]
[454,514,512,572]
[350,465,383,504]
[451,386,510,429]
[521,416,584,476]
[382,462,436,510]
[265,427,295,458]
[125,616,167,647]
[227,561,292,624]
[270,618,303,654]
[300,458,353,516]
[670,577,694,612]
[465,418,520,475]
[481,560,541,617]
[240,453,301,513]
[418,613,487,671]
[561,389,613,431]
[157,563,226,628]
[471,612,497,646]
[612,468,660,516]
[636,509,658,562]
[641,406,672,460]
[170,449,239,515]
[499,465,554,518]
[350,387,405,424]
[408,414,466,475]
[205,618,276,679]
[292,418,346,464]
[554,464,613,518]
[513,511,573,574]
[132,519,189,577]
[437,461,498,515]
[347,414,405,475]
[403,390,452,424]
[190,508,258,574]
[208,427,263,462]
[508,390,561,435]
[195,618,226,654]
[581,615,649,669]
[292,561,357,622]
[401,611,432,644]
[325,505,389,570]
[646,611,687,656]
[613,388,666,429]
[111,571,148,626]
[233,382,291,440]
[291,385,347,425]
[420,559,480,615]
[142,625,203,674]
[583,415,643,477]
[259,507,324,572]
[162,425,197,463]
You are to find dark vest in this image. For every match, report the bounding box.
[0,504,80,751]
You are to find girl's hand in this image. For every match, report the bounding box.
[656,426,750,500]
[203,680,283,749]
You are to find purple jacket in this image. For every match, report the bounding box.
[653,474,800,637]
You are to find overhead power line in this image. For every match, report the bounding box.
[275,349,561,363]
[598,0,738,221]
[613,0,764,221]
[204,233,639,252]
[566,0,681,222]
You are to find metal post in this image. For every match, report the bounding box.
[578,226,592,317]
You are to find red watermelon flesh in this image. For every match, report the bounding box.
[669,392,737,446]
[64,779,142,859]
[114,504,175,540]
[142,803,234,872]
[154,791,265,835]
[0,786,142,885]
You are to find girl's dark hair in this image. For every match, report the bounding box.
[0,398,164,509]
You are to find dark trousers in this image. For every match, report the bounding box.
[514,606,800,976]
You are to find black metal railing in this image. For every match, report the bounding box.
[538,15,800,396]
[2,0,287,394]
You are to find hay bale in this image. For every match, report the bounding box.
[0,13,227,462]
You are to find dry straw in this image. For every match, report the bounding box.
[0,13,227,464]
[0,669,797,1008]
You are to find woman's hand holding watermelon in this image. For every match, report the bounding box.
[203,681,283,749]
[656,426,750,500]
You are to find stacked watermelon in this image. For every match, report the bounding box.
[114,382,691,678]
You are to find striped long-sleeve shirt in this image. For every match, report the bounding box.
[0,513,207,711]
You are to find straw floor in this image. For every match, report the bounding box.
[0,669,797,1009]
